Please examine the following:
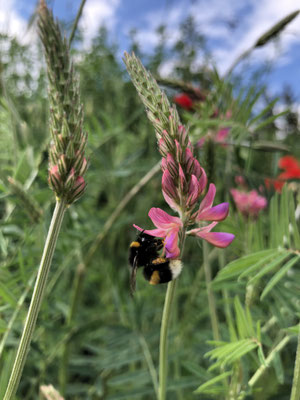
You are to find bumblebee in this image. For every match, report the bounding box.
[129,231,182,294]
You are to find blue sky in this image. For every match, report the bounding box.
[1,0,300,103]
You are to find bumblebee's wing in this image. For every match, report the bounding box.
[130,255,138,296]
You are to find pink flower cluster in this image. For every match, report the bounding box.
[230,188,267,219]
[134,119,234,259]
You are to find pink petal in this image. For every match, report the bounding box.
[187,221,218,235]
[162,190,181,213]
[175,139,182,162]
[178,164,186,191]
[198,202,229,221]
[165,230,180,259]
[197,183,216,216]
[148,208,182,229]
[197,231,235,248]
[192,159,201,179]
[187,175,200,208]
[179,125,188,146]
[161,157,167,171]
[215,128,230,143]
[198,167,207,194]
[185,148,193,171]
[162,169,178,199]
[133,224,166,238]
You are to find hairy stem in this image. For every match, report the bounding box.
[4,200,67,400]
[290,324,300,400]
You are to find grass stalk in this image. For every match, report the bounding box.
[3,200,67,400]
[290,324,300,400]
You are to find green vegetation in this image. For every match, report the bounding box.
[0,4,299,399]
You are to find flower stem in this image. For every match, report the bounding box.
[158,278,178,400]
[158,227,186,400]
[4,200,67,400]
[290,324,300,400]
[203,241,220,341]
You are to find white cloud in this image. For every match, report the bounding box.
[0,0,36,44]
[133,0,300,78]
[79,0,120,48]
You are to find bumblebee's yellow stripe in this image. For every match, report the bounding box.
[130,241,140,248]
[152,257,166,264]
[149,270,160,285]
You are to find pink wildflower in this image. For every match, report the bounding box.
[134,208,183,259]
[230,188,267,219]
[187,184,234,248]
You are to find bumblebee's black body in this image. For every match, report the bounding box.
[129,232,163,268]
[129,232,182,293]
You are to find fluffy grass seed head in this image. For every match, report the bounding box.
[39,1,88,205]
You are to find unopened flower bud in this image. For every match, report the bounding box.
[69,176,86,203]
[162,169,179,201]
[58,154,68,176]
[166,153,178,179]
[49,165,62,193]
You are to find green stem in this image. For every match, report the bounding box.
[290,324,300,400]
[158,278,178,400]
[4,200,67,400]
[69,0,87,46]
[248,335,290,388]
[158,226,186,400]
[203,241,220,341]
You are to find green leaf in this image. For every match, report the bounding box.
[260,255,300,300]
[247,252,291,285]
[214,249,275,282]
[194,371,232,394]
[238,251,280,280]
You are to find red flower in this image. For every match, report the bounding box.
[265,155,300,192]
[174,93,194,110]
